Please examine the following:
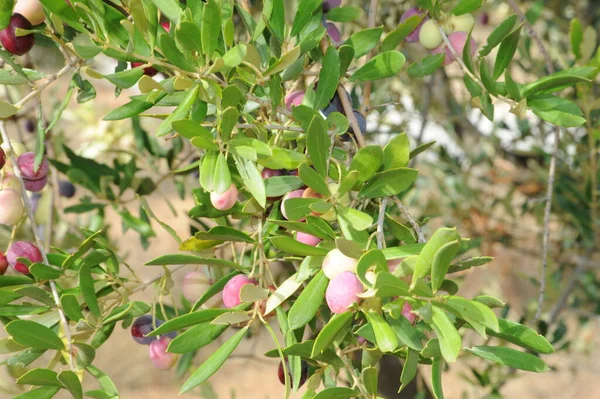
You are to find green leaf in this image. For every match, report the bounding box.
[213,152,231,195]
[201,0,221,58]
[181,327,249,393]
[265,176,304,197]
[146,254,246,270]
[362,366,378,395]
[438,297,498,338]
[493,24,522,80]
[349,51,405,82]
[258,147,307,170]
[505,70,521,99]
[313,387,359,399]
[431,357,444,399]
[407,53,445,78]
[311,311,354,357]
[373,272,411,297]
[479,15,517,57]
[291,0,322,36]
[358,167,418,198]
[314,47,340,109]
[569,18,583,59]
[150,0,182,24]
[385,312,424,351]
[80,264,100,317]
[6,320,65,350]
[412,228,459,285]
[381,14,424,52]
[192,271,239,311]
[479,60,497,95]
[16,368,62,387]
[61,294,84,322]
[430,240,461,292]
[58,370,84,399]
[13,387,60,399]
[346,27,384,58]
[74,342,96,369]
[148,308,239,337]
[349,145,384,182]
[430,307,461,363]
[168,323,228,354]
[195,226,254,243]
[306,116,330,178]
[234,155,266,208]
[364,311,398,352]
[156,85,199,137]
[219,44,248,71]
[466,346,549,372]
[383,133,410,169]
[486,318,554,354]
[219,107,238,143]
[0,101,17,118]
[104,68,143,89]
[200,150,218,191]
[399,349,419,392]
[159,33,196,72]
[86,365,119,397]
[288,270,328,330]
[451,0,482,15]
[326,6,362,22]
[299,163,330,196]
[0,0,13,30]
[264,46,301,76]
[521,67,595,97]
[529,95,586,127]
[176,21,203,53]
[29,263,62,280]
[270,236,329,256]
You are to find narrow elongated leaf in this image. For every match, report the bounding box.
[270,236,329,256]
[349,145,384,182]
[181,327,248,393]
[314,47,340,109]
[349,51,405,82]
[431,240,461,292]
[306,116,330,178]
[201,0,221,58]
[313,387,359,399]
[148,308,237,336]
[6,320,64,350]
[291,0,322,36]
[399,349,419,392]
[311,311,353,357]
[486,318,554,354]
[80,264,100,317]
[16,368,62,387]
[431,357,444,399]
[493,24,522,79]
[58,370,83,399]
[451,0,481,15]
[479,15,518,57]
[346,27,383,58]
[383,133,410,169]
[412,228,459,285]
[466,346,549,372]
[359,168,418,198]
[156,85,199,137]
[365,311,398,352]
[288,270,328,330]
[168,323,228,353]
[430,307,461,363]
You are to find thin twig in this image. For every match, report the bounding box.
[505,0,559,322]
[0,121,75,371]
[129,264,186,295]
[392,196,426,243]
[377,198,389,249]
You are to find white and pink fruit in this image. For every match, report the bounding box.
[7,241,42,274]
[296,232,321,246]
[222,274,258,308]
[14,0,46,25]
[400,8,428,43]
[432,32,477,65]
[402,302,416,324]
[1,173,21,191]
[285,91,305,110]
[418,19,443,49]
[322,248,358,280]
[281,189,305,220]
[326,271,363,314]
[210,183,238,211]
[0,189,25,226]
[149,337,178,370]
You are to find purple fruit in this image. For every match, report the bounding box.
[348,110,366,135]
[17,152,49,193]
[325,271,363,314]
[322,0,341,13]
[58,180,76,198]
[324,22,342,46]
[0,14,35,56]
[149,336,178,370]
[222,275,258,308]
[400,8,428,43]
[131,61,158,77]
[278,359,309,386]
[7,241,42,274]
[131,315,177,345]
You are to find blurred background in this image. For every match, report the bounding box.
[1,0,600,397]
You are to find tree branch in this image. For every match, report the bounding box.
[392,196,426,243]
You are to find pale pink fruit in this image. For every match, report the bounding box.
[261,168,283,179]
[7,241,42,274]
[149,337,178,370]
[325,22,342,46]
[400,8,428,43]
[14,0,46,25]
[0,189,25,226]
[0,252,8,275]
[326,272,363,314]
[296,232,321,246]
[281,189,306,220]
[222,275,258,308]
[1,173,21,191]
[210,184,238,211]
[402,302,416,324]
[284,91,305,110]
[432,31,477,65]
[322,248,358,279]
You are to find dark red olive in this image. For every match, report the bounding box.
[0,14,35,56]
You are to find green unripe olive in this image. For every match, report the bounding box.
[419,20,443,49]
[449,13,475,33]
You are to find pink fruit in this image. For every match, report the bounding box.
[7,241,42,274]
[296,232,321,247]
[210,184,238,211]
[149,337,178,370]
[182,271,210,303]
[324,22,342,46]
[222,275,258,308]
[161,21,170,32]
[0,189,25,226]
[17,152,49,192]
[400,8,428,43]
[261,168,283,179]
[326,271,363,314]
[280,189,305,220]
[1,173,20,191]
[322,248,358,279]
[0,252,8,275]
[284,91,305,110]
[13,0,46,25]
[402,302,416,324]
[432,31,477,66]
[0,13,35,56]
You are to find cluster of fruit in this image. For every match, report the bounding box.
[403,7,477,65]
[130,315,179,370]
[0,0,45,56]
